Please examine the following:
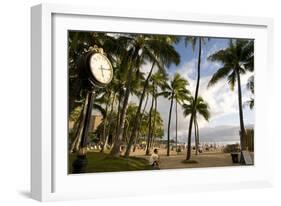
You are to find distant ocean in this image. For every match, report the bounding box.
[197,135,240,145]
[177,135,240,146]
[174,124,253,146]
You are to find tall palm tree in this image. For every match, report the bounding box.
[124,36,180,158]
[149,72,169,154]
[174,82,190,154]
[162,73,189,156]
[150,109,164,148]
[109,38,141,157]
[182,96,210,155]
[184,37,209,160]
[207,39,254,150]
[145,82,156,155]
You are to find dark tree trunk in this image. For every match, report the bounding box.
[69,107,81,148]
[142,93,149,114]
[175,101,178,154]
[194,116,199,155]
[124,62,155,158]
[112,91,123,145]
[100,91,111,149]
[186,38,202,160]
[135,93,149,141]
[101,92,116,152]
[236,68,247,150]
[151,95,158,149]
[167,93,174,156]
[70,105,85,153]
[70,92,91,152]
[145,87,155,155]
[134,94,149,149]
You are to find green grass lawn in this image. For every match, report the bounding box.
[69,151,151,173]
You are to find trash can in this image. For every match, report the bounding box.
[231,153,239,163]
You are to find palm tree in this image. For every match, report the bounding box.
[150,109,164,148]
[69,90,106,153]
[122,103,139,143]
[207,39,254,150]
[182,96,210,155]
[145,82,156,155]
[184,37,209,160]
[174,81,190,154]
[162,73,189,156]
[100,90,117,152]
[149,72,169,154]
[123,36,180,158]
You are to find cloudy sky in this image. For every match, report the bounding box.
[133,37,254,144]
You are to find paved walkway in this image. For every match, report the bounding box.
[134,152,238,169]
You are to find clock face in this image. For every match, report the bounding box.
[89,53,113,84]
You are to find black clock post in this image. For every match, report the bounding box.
[72,46,113,174]
[71,90,95,174]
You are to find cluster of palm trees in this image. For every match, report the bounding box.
[68,31,254,161]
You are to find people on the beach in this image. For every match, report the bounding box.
[149,149,160,169]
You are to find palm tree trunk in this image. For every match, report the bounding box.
[69,106,82,150]
[142,93,149,114]
[69,109,84,153]
[110,98,129,157]
[110,48,139,157]
[194,115,199,155]
[236,68,247,150]
[151,95,158,149]
[196,119,200,154]
[70,93,89,152]
[101,92,116,152]
[146,89,155,155]
[186,38,202,160]
[124,62,156,158]
[167,93,174,156]
[175,101,178,154]
[134,94,148,149]
[100,91,111,150]
[113,92,122,145]
[135,93,149,142]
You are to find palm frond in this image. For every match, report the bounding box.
[207,66,232,88]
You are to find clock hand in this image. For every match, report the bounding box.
[99,65,105,78]
[101,68,111,70]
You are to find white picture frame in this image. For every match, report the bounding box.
[31,3,274,202]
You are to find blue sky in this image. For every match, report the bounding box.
[138,36,254,142]
[169,37,232,78]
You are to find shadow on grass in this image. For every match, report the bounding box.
[69,152,151,173]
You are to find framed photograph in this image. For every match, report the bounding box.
[31,3,274,201]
